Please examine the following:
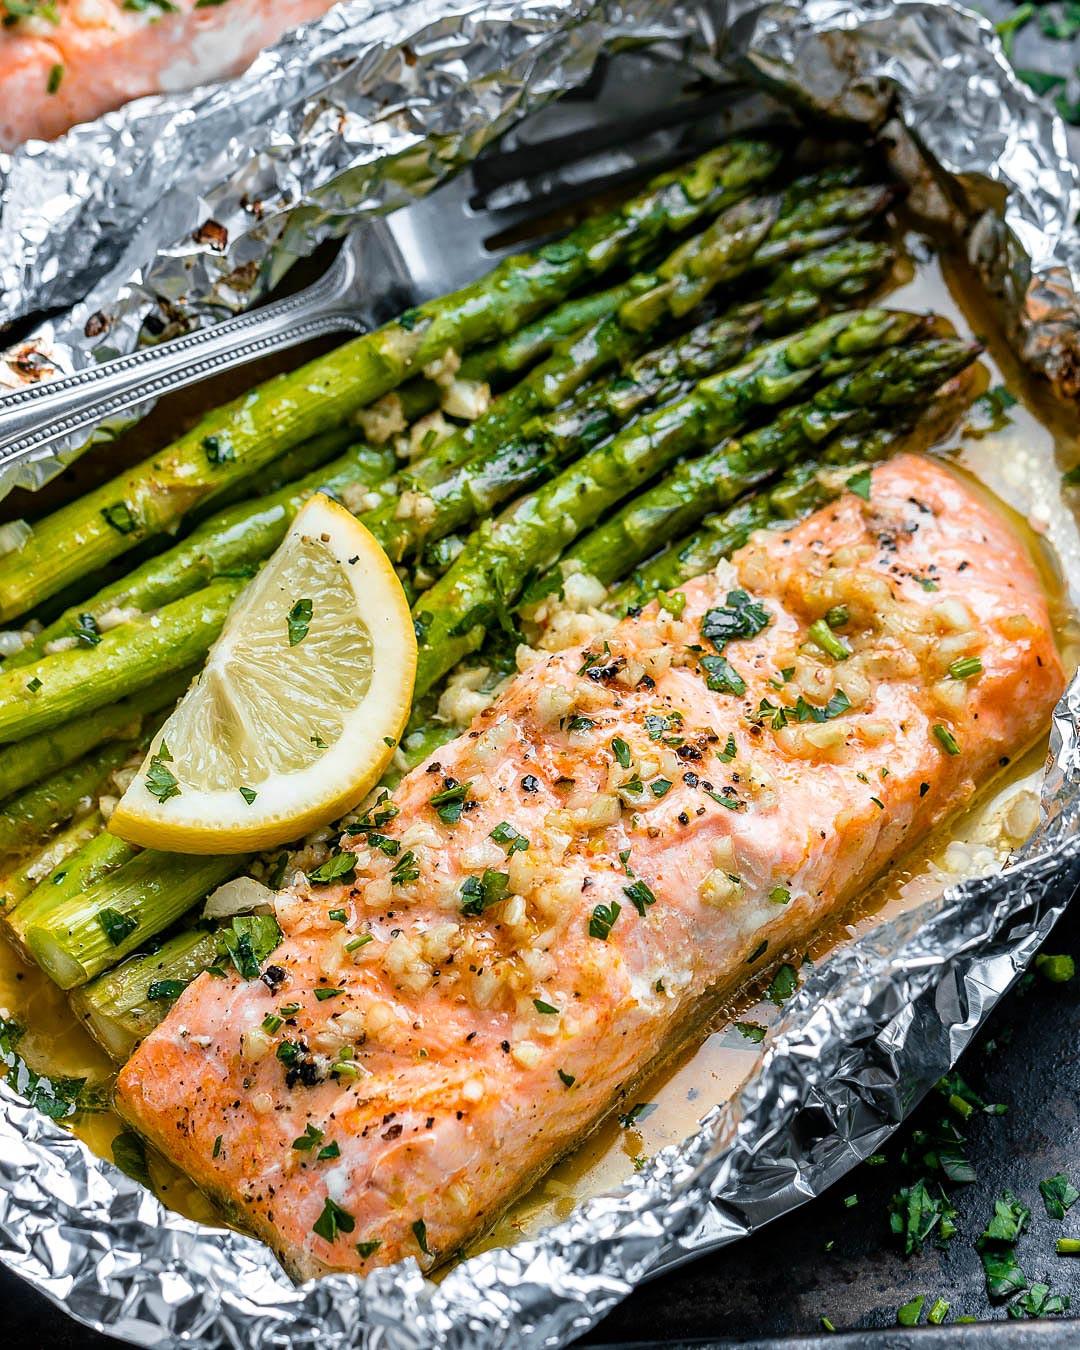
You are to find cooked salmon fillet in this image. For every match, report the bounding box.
[117,453,1064,1280]
[0,0,340,149]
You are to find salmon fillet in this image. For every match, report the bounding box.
[0,0,340,149]
[116,453,1064,1280]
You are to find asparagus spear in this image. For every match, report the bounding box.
[0,740,130,856]
[181,426,361,527]
[410,312,944,696]
[0,141,779,625]
[10,443,397,668]
[0,669,192,798]
[367,236,897,563]
[0,580,241,745]
[0,810,104,912]
[26,850,244,989]
[70,924,220,1061]
[6,829,136,943]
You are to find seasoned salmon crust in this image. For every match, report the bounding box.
[117,454,1064,1280]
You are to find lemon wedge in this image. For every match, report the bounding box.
[109,494,416,853]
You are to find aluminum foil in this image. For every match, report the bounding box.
[0,2,1079,1348]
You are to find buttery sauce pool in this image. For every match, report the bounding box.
[0,237,1077,1260]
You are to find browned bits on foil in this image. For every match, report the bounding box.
[192,220,229,253]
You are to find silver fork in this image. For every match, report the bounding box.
[0,62,737,478]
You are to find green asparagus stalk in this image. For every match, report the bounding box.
[410,311,941,696]
[0,580,241,745]
[26,850,244,989]
[537,346,928,594]
[10,442,397,668]
[6,829,136,942]
[0,669,192,798]
[0,810,104,912]
[367,237,897,564]
[0,739,135,856]
[181,426,361,527]
[0,141,779,624]
[70,924,220,1060]
[620,183,900,332]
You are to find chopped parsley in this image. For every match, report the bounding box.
[701,653,746,695]
[147,978,187,1000]
[98,907,137,946]
[533,999,558,1015]
[390,850,420,887]
[701,589,771,649]
[145,741,180,803]
[977,1191,1031,1301]
[308,852,356,885]
[618,1102,657,1129]
[767,962,798,1006]
[111,1130,151,1188]
[428,778,471,825]
[490,821,529,853]
[768,886,791,905]
[202,434,234,465]
[795,689,852,723]
[312,1197,355,1243]
[215,913,282,980]
[72,612,101,648]
[567,715,596,733]
[736,1022,766,1044]
[212,1135,222,1158]
[356,1240,382,1258]
[25,677,42,693]
[101,502,137,535]
[287,598,313,647]
[618,848,633,876]
[588,901,621,941]
[624,880,657,917]
[557,1069,575,1088]
[890,1177,957,1254]
[1040,1173,1079,1220]
[717,732,737,763]
[650,778,672,798]
[314,988,343,1002]
[412,1218,431,1255]
[611,737,632,768]
[239,786,257,805]
[846,466,871,501]
[460,869,510,916]
[261,1013,284,1033]
[292,1123,324,1151]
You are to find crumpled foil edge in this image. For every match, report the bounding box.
[0,2,1076,1348]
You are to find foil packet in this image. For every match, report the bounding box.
[0,3,1079,1348]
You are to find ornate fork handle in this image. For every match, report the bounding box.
[0,242,365,471]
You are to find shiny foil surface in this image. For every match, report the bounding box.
[0,2,1078,1348]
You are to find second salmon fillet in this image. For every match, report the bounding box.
[117,453,1064,1279]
